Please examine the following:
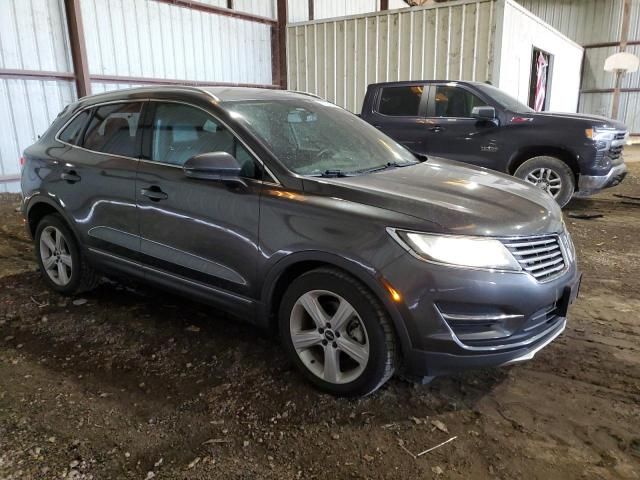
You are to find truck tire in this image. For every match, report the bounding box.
[279,267,397,397]
[514,156,575,207]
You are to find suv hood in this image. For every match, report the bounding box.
[304,159,564,237]
[526,111,627,130]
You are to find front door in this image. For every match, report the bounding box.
[364,84,429,155]
[424,84,500,169]
[135,101,263,308]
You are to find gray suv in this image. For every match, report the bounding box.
[21,87,581,396]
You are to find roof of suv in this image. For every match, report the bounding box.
[75,85,318,106]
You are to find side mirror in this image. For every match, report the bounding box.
[471,106,497,121]
[183,152,244,185]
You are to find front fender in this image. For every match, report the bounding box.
[259,250,412,358]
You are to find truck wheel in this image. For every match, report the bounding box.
[514,156,575,207]
[279,268,397,397]
[34,214,101,295]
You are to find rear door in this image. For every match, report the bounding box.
[424,84,501,168]
[364,84,429,155]
[135,101,263,308]
[55,101,144,261]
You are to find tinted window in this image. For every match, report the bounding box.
[58,109,90,145]
[378,86,424,116]
[433,86,487,118]
[151,103,258,178]
[83,103,143,157]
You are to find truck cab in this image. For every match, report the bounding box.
[360,80,628,207]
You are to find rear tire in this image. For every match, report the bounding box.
[279,267,396,397]
[34,214,100,295]
[514,156,575,208]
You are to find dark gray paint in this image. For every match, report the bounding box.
[21,86,581,377]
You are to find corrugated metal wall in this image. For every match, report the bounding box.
[82,0,273,85]
[517,0,640,133]
[287,0,496,113]
[0,0,76,192]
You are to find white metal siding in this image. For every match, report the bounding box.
[0,78,76,192]
[0,0,72,72]
[287,0,496,112]
[81,0,273,85]
[497,0,583,112]
[0,0,74,191]
[515,0,628,45]
[314,0,378,19]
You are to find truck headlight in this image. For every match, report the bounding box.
[585,127,615,141]
[388,229,521,271]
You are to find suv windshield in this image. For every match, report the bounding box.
[222,98,418,176]
[475,84,534,113]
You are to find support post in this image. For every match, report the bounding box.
[611,0,631,120]
[64,0,91,98]
[380,0,389,10]
[308,0,314,20]
[273,0,288,89]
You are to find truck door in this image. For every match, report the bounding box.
[363,84,429,155]
[423,84,501,169]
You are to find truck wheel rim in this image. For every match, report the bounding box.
[290,290,369,385]
[525,168,562,198]
[40,226,72,286]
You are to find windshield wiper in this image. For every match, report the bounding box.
[356,161,417,175]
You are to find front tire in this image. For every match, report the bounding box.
[279,268,397,397]
[514,156,575,207]
[34,214,100,295]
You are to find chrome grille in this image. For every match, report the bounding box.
[614,132,626,140]
[502,235,566,282]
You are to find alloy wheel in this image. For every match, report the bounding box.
[289,290,369,384]
[39,226,73,286]
[525,167,562,198]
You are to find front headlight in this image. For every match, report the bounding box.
[585,127,616,141]
[388,229,521,271]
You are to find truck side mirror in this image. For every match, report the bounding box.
[471,106,497,120]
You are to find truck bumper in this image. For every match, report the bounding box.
[576,162,628,197]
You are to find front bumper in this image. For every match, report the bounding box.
[577,162,628,197]
[381,249,581,377]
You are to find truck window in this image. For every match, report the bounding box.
[378,86,424,116]
[433,86,487,118]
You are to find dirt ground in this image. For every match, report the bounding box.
[1,161,640,480]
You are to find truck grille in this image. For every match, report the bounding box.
[609,144,623,160]
[502,235,566,282]
[614,132,626,140]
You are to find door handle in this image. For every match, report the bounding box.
[141,186,168,201]
[428,126,444,133]
[60,171,81,183]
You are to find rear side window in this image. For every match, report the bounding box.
[83,102,144,157]
[378,86,424,116]
[58,110,90,145]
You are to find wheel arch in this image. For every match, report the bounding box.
[26,196,79,239]
[259,251,412,357]
[507,146,580,184]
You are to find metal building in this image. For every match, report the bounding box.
[518,0,640,135]
[287,0,583,114]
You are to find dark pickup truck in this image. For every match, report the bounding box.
[360,80,628,206]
